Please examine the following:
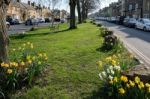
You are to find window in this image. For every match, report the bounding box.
[129,4,132,10]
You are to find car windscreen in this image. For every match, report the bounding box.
[143,19,150,23]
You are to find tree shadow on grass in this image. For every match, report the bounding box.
[10,29,70,39]
[82,88,106,99]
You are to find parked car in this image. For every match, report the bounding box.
[45,18,51,23]
[13,19,20,25]
[6,22,10,29]
[135,18,150,31]
[25,18,39,26]
[109,17,117,23]
[123,18,129,26]
[123,18,137,28]
[38,18,45,23]
[6,16,13,25]
[116,16,125,25]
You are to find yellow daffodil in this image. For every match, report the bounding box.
[135,76,140,84]
[121,76,128,83]
[126,83,130,88]
[109,80,113,84]
[28,60,32,64]
[38,61,42,65]
[45,57,48,61]
[113,77,118,83]
[105,56,112,61]
[118,88,125,95]
[27,42,31,45]
[129,80,135,87]
[1,62,9,68]
[146,83,150,88]
[112,60,117,66]
[96,61,103,68]
[21,61,25,66]
[38,53,43,57]
[138,82,144,89]
[27,55,31,60]
[7,69,13,74]
[11,62,18,67]
[32,56,36,60]
[12,49,16,51]
[23,43,26,46]
[30,44,34,49]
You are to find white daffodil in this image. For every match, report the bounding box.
[107,68,110,74]
[108,75,113,80]
[109,66,113,70]
[110,70,115,75]
[102,71,107,78]
[114,65,121,71]
[99,73,103,80]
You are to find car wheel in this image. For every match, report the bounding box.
[143,27,147,31]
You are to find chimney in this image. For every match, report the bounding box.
[28,1,31,5]
[31,2,35,7]
[17,0,20,2]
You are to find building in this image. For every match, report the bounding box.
[7,0,51,21]
[143,0,150,18]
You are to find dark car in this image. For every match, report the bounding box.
[13,19,20,24]
[123,18,129,26]
[6,16,14,25]
[45,18,51,23]
[116,16,125,25]
[25,18,39,26]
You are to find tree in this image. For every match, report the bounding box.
[0,0,11,63]
[69,0,77,29]
[77,0,82,24]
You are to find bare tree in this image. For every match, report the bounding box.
[0,0,11,63]
[77,0,82,24]
[69,0,77,29]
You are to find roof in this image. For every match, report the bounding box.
[10,1,35,10]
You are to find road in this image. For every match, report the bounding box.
[100,21,150,67]
[8,23,51,34]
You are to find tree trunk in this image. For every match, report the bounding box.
[81,2,86,22]
[77,0,82,24]
[0,1,9,63]
[69,0,77,29]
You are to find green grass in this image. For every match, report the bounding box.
[9,22,137,99]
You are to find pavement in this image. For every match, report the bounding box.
[8,23,51,34]
[99,21,150,67]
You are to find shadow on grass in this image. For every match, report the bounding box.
[83,88,107,99]
[96,46,112,53]
[10,29,70,39]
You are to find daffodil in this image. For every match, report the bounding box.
[126,83,130,88]
[21,61,25,66]
[97,61,103,68]
[118,88,125,95]
[32,56,36,60]
[7,69,13,74]
[121,76,128,83]
[138,82,144,89]
[135,76,140,84]
[28,60,32,64]
[146,83,150,88]
[27,55,31,60]
[148,87,150,93]
[109,80,113,84]
[129,80,135,87]
[113,77,118,83]
[1,62,9,68]
[38,61,42,65]
[30,44,34,49]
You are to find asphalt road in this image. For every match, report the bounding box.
[99,21,150,67]
[8,23,52,34]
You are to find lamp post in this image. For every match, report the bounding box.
[140,0,143,18]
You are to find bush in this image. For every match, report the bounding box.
[0,42,48,96]
[100,29,114,37]
[97,24,102,27]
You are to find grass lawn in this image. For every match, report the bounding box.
[9,22,137,99]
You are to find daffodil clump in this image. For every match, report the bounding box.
[0,42,48,90]
[98,56,150,99]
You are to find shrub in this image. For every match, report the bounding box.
[97,24,102,27]
[100,29,114,37]
[0,42,48,95]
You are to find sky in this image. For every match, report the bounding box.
[22,0,118,12]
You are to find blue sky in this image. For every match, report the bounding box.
[22,0,118,11]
